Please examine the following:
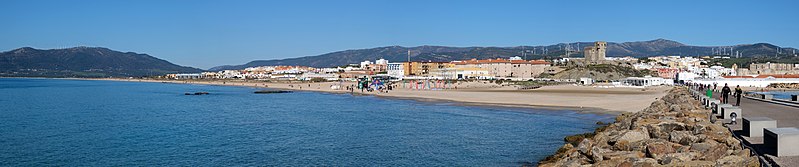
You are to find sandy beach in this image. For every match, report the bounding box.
[90,78,670,113]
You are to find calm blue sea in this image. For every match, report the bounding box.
[0,78,612,166]
[753,91,799,100]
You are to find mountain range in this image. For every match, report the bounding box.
[1,39,797,78]
[210,39,798,70]
[0,47,201,77]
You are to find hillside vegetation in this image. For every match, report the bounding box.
[552,64,658,81]
[0,47,201,77]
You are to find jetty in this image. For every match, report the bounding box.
[539,87,759,166]
[701,89,799,166]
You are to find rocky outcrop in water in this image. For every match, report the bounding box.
[538,87,760,167]
[254,90,293,94]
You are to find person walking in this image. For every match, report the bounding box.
[735,85,743,106]
[721,84,731,104]
[706,85,713,98]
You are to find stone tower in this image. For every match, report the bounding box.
[584,41,607,64]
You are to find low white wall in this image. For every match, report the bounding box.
[691,78,799,87]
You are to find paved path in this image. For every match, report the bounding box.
[697,89,799,166]
[726,95,799,128]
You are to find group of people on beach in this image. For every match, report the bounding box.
[344,82,395,94]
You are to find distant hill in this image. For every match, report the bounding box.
[0,47,201,77]
[211,39,798,70]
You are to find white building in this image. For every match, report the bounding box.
[174,73,201,79]
[270,73,298,80]
[709,66,736,76]
[201,72,220,79]
[360,60,373,69]
[579,77,594,85]
[699,68,721,78]
[647,56,703,69]
[220,70,243,79]
[621,76,673,87]
[319,67,341,73]
[554,58,580,65]
[299,73,339,81]
[676,72,700,82]
[338,66,363,71]
[454,67,491,80]
[691,76,799,87]
[603,56,638,62]
[387,63,404,79]
[375,59,389,65]
[632,63,654,70]
[244,66,275,72]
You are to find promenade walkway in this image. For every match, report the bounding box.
[699,88,799,166]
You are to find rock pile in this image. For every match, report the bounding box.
[538,87,760,167]
[768,83,799,89]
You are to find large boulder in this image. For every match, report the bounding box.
[698,142,729,161]
[601,151,644,160]
[646,121,688,139]
[613,130,649,144]
[690,142,714,152]
[669,131,699,145]
[715,155,759,167]
[674,160,716,166]
[659,152,695,165]
[577,139,593,155]
[645,142,677,159]
[589,147,610,162]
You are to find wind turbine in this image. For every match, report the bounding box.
[407,50,411,62]
[522,46,527,60]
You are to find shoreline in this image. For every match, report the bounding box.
[319,90,616,115]
[56,77,670,114]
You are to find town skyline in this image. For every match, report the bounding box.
[4,38,797,71]
[2,0,798,68]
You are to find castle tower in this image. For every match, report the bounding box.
[584,41,606,64]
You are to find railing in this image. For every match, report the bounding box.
[725,125,774,167]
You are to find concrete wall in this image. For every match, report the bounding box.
[692,78,799,87]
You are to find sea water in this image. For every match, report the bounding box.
[0,78,612,166]
[753,91,799,100]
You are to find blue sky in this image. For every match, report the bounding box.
[1,0,797,69]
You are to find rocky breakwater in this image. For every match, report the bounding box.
[538,87,759,167]
[768,83,799,89]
